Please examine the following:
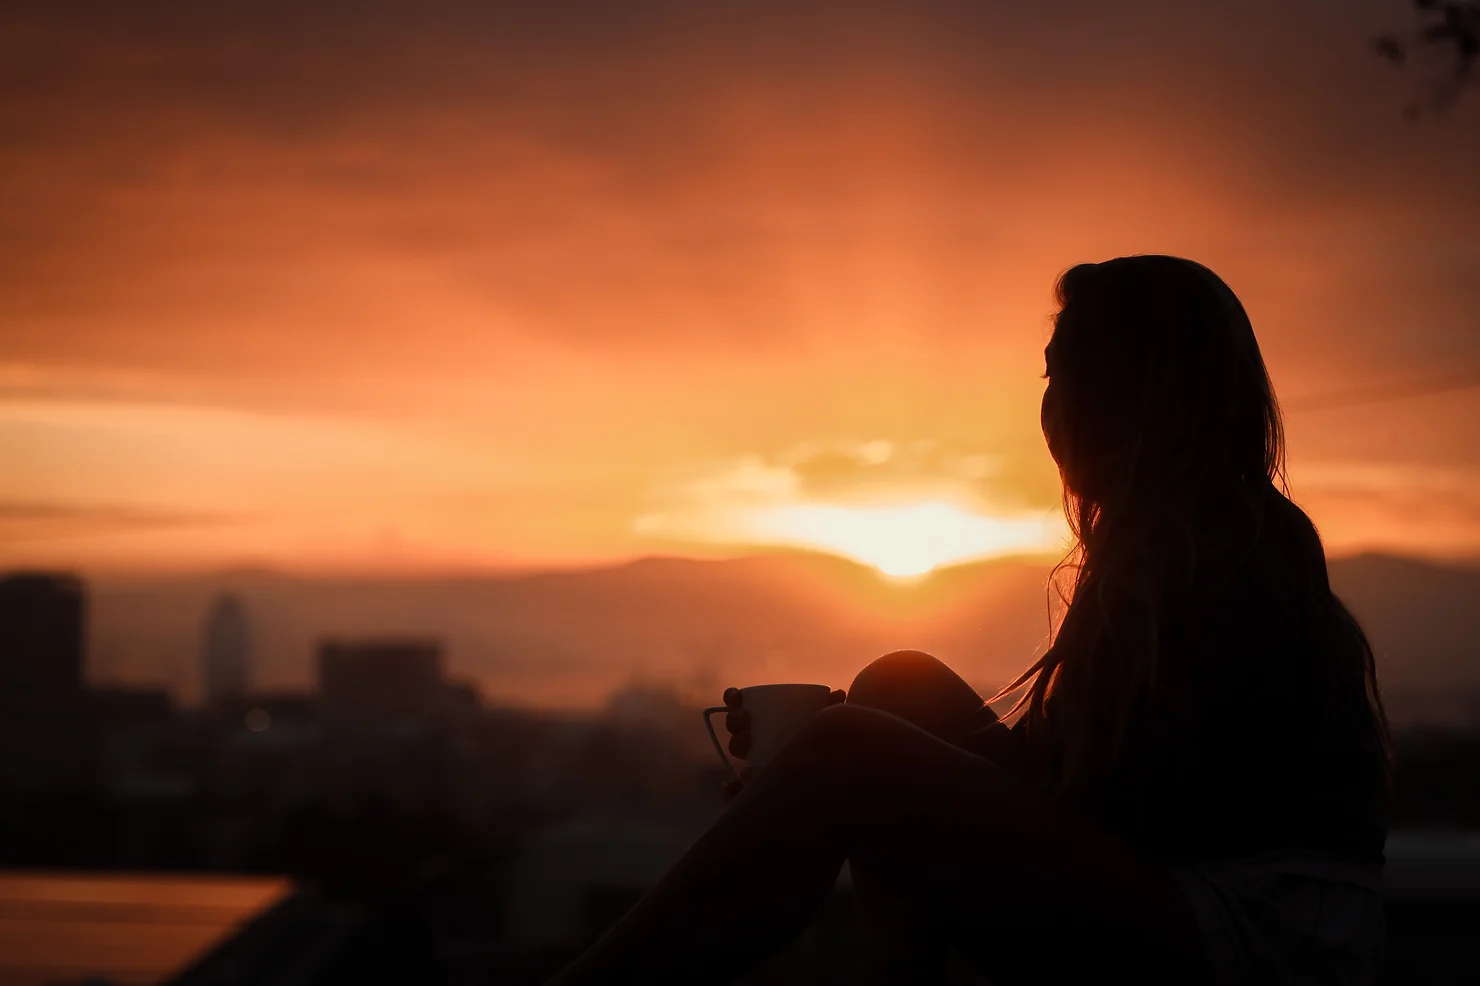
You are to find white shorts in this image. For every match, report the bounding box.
[1172,852,1384,986]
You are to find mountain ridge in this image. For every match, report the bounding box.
[77,551,1480,721]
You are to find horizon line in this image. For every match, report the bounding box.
[9,544,1480,583]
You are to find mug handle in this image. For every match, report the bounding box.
[702,706,740,777]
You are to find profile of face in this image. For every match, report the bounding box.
[1038,256,1276,506]
[1039,340,1067,478]
[1038,311,1113,501]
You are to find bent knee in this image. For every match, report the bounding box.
[847,650,984,737]
[849,650,949,696]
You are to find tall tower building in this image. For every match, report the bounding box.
[0,572,92,791]
[0,572,85,704]
[202,594,252,707]
[318,639,444,728]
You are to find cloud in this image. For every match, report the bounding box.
[782,439,1005,501]
[1,0,1477,571]
[1293,461,1480,558]
[633,441,1067,573]
[1297,461,1480,497]
[3,0,1478,379]
[0,501,236,542]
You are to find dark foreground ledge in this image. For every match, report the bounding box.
[29,830,1459,986]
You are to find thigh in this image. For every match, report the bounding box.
[778,704,1208,982]
[850,861,951,986]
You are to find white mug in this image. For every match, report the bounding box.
[703,683,834,775]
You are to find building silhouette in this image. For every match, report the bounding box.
[0,572,84,703]
[202,594,252,707]
[318,639,444,728]
[0,572,93,791]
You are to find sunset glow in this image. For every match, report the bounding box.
[0,2,1477,579]
[743,501,1067,577]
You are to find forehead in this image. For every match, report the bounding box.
[1045,306,1087,358]
[1044,332,1062,362]
[1043,318,1084,372]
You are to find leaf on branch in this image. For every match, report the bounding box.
[1378,0,1480,115]
[1374,34,1407,63]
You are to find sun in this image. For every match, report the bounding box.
[742,500,1066,578]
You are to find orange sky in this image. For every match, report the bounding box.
[2,0,1479,574]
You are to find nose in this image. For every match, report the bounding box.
[1041,381,1063,464]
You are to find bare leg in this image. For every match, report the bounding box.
[851,860,951,985]
[846,650,987,985]
[545,699,1205,985]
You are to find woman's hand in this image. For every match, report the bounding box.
[720,685,846,804]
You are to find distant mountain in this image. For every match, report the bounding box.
[84,552,1058,710]
[81,551,1479,722]
[1328,554,1480,726]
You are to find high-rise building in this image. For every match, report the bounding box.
[317,639,444,727]
[202,595,252,707]
[0,572,93,791]
[0,572,84,704]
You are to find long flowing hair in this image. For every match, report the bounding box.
[996,256,1390,802]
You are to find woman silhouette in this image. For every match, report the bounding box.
[549,256,1390,985]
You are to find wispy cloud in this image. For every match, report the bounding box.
[634,441,1068,575]
[1297,461,1480,497]
[0,501,236,542]
[1293,461,1480,558]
